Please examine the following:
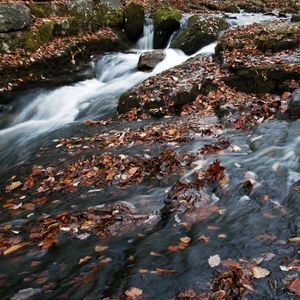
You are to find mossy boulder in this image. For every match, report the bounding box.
[223,66,300,94]
[125,2,145,41]
[288,89,300,119]
[223,3,240,13]
[27,2,68,18]
[92,0,124,30]
[153,7,182,49]
[171,15,229,55]
[291,14,300,22]
[0,3,30,33]
[117,92,140,113]
[53,18,81,37]
[239,0,265,13]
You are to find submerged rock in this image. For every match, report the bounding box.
[0,3,30,33]
[137,50,166,71]
[288,89,300,119]
[153,7,182,49]
[171,14,228,55]
[125,2,145,41]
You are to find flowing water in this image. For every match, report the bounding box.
[0,13,299,300]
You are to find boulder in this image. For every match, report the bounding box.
[171,15,229,55]
[288,89,300,119]
[223,4,240,13]
[27,2,68,18]
[137,50,166,71]
[117,92,141,113]
[0,3,30,33]
[238,0,265,13]
[67,0,94,16]
[153,7,182,49]
[125,2,145,41]
[92,0,124,29]
[291,14,300,22]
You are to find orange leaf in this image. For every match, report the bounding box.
[156,268,177,273]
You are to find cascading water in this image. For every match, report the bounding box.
[0,13,279,173]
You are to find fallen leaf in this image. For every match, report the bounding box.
[252,266,270,279]
[155,268,177,273]
[79,256,92,264]
[124,287,143,298]
[208,254,221,267]
[95,245,108,253]
[3,242,30,255]
[289,278,300,295]
[5,181,22,191]
[289,237,300,243]
[180,236,191,244]
[128,167,139,176]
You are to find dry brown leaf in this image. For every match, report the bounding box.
[3,242,30,255]
[124,287,143,298]
[252,266,270,279]
[5,181,23,191]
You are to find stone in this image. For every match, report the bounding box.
[117,92,140,113]
[153,7,182,49]
[223,4,240,13]
[125,2,145,41]
[239,0,265,13]
[291,14,300,23]
[171,15,229,55]
[0,3,30,33]
[137,50,166,71]
[92,0,124,29]
[288,89,300,119]
[27,2,68,18]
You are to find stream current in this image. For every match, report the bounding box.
[0,13,299,300]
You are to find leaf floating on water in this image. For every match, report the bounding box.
[208,254,221,267]
[95,245,108,253]
[155,268,177,273]
[124,287,143,299]
[79,256,92,264]
[252,266,270,279]
[288,278,300,295]
[5,181,22,191]
[289,237,300,243]
[3,242,30,255]
[168,245,179,252]
[180,236,191,244]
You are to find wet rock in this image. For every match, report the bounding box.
[117,92,141,113]
[288,89,300,119]
[239,0,266,13]
[0,3,30,33]
[137,50,166,71]
[171,15,228,55]
[125,2,144,41]
[153,7,182,49]
[223,66,299,94]
[223,3,240,13]
[291,14,300,23]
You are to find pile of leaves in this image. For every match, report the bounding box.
[163,160,228,216]
[3,149,196,195]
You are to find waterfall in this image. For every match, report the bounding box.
[136,18,154,50]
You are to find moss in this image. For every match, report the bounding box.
[125,2,145,40]
[153,7,182,27]
[172,15,228,54]
[27,3,50,18]
[38,22,54,44]
[23,31,41,51]
[93,4,124,29]
[153,7,182,48]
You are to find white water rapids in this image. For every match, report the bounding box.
[0,13,278,165]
